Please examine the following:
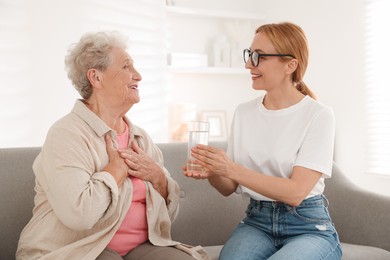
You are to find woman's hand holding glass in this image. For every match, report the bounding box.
[184,144,235,179]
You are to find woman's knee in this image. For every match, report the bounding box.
[220,225,275,260]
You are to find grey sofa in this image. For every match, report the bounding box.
[1,142,390,260]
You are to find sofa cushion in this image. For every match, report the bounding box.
[341,243,390,260]
[203,245,222,260]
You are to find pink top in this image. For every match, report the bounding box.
[107,123,148,256]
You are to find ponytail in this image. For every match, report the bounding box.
[296,81,317,100]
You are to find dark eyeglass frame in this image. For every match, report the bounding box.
[243,48,295,67]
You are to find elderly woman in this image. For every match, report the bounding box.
[16,31,201,260]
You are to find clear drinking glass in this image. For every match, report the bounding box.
[187,121,209,173]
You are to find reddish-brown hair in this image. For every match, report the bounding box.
[256,22,316,99]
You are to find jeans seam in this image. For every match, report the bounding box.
[319,241,342,259]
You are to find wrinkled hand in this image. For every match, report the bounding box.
[184,144,234,179]
[119,141,162,181]
[103,134,128,187]
[120,141,167,199]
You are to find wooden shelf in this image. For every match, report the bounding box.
[166,6,265,21]
[166,6,263,76]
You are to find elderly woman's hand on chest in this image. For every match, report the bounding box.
[119,140,168,200]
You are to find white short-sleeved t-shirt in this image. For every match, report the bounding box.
[228,94,335,201]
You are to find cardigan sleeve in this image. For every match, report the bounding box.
[35,124,120,231]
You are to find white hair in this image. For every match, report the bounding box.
[64,31,128,99]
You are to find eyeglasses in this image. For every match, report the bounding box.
[243,48,295,67]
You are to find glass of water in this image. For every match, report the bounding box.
[187,121,209,173]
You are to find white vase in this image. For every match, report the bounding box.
[213,36,231,67]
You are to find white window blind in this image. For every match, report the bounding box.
[0,0,33,147]
[82,0,168,142]
[365,0,390,175]
[0,0,168,148]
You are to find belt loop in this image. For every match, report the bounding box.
[322,194,329,207]
[250,198,259,209]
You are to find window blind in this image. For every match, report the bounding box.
[82,0,168,142]
[0,0,168,147]
[365,0,390,175]
[0,0,34,147]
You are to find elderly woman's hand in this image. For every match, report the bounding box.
[119,141,168,199]
[103,135,129,187]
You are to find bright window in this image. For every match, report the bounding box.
[365,0,390,175]
[0,0,168,148]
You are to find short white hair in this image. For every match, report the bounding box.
[64,31,128,99]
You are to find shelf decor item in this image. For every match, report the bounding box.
[213,35,231,67]
[224,20,254,68]
[199,110,228,141]
[165,4,265,74]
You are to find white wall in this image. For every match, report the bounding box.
[169,0,390,196]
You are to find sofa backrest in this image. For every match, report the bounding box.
[0,143,247,259]
[0,147,40,260]
[158,142,248,246]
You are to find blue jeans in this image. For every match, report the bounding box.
[220,195,342,260]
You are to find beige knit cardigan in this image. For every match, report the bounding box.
[16,100,209,260]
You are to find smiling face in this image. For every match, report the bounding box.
[97,47,142,112]
[245,32,293,92]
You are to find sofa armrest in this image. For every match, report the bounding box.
[324,163,390,252]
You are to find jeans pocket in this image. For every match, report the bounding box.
[289,204,330,224]
[290,206,338,234]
